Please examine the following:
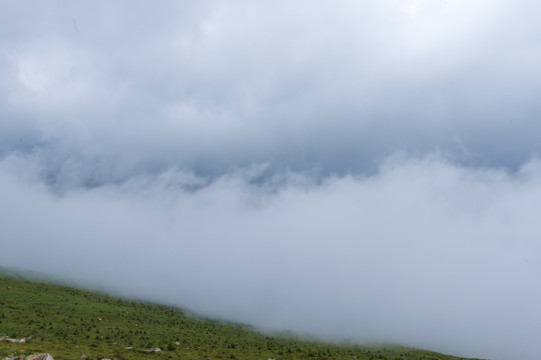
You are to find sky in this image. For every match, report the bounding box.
[1,1,541,359]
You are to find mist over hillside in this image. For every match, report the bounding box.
[2,2,541,360]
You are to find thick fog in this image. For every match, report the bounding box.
[2,1,541,360]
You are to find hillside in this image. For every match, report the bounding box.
[0,273,479,360]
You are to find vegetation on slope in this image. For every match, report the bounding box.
[0,273,478,360]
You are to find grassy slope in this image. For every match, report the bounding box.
[0,273,478,360]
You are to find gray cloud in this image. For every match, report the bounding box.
[2,0,541,178]
[2,1,541,359]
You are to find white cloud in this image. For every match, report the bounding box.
[2,154,541,360]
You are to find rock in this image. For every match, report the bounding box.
[28,354,54,360]
[144,348,162,353]
[19,354,54,360]
[0,337,28,344]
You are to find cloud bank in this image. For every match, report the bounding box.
[2,1,541,360]
[3,154,541,360]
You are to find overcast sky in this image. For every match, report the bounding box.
[1,1,541,359]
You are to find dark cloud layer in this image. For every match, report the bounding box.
[2,1,541,360]
[2,0,541,179]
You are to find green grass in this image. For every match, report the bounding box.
[0,272,479,360]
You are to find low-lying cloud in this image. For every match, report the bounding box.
[2,1,541,359]
[2,153,540,360]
